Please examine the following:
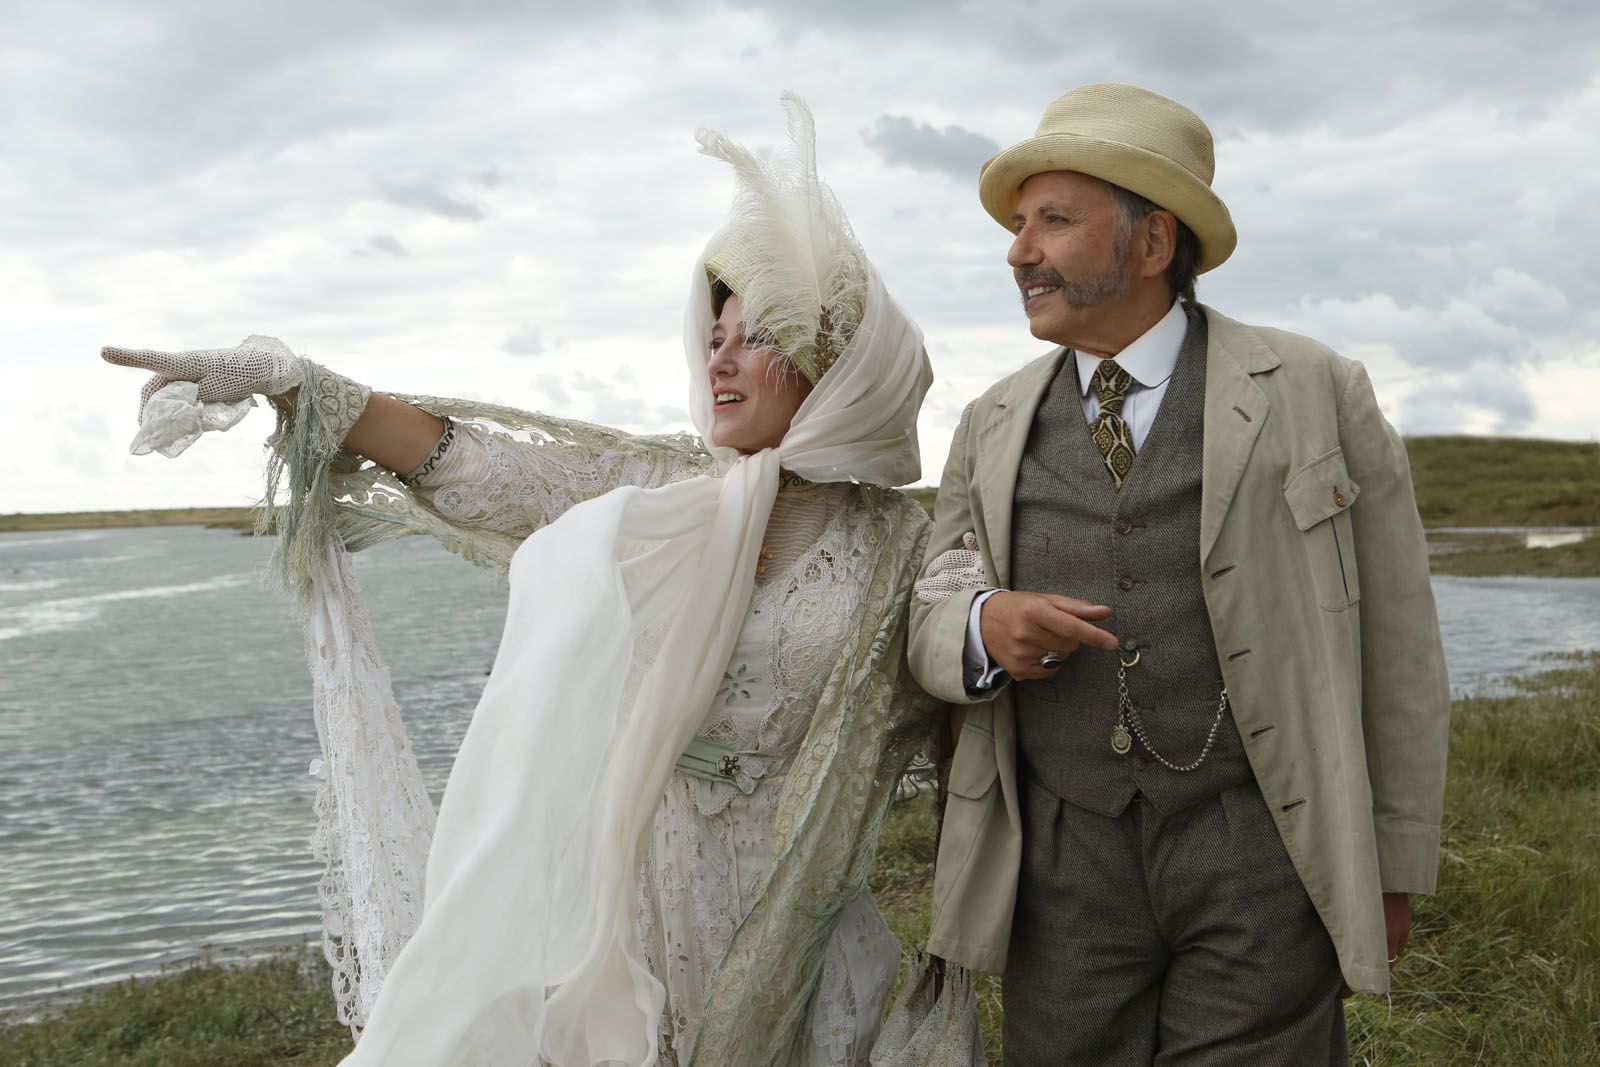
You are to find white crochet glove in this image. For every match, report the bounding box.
[914,532,990,603]
[101,335,304,457]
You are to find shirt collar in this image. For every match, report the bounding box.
[1075,299,1187,396]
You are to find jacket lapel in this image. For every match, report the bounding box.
[976,348,1068,588]
[1200,307,1278,563]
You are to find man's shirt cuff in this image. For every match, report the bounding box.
[963,589,1007,691]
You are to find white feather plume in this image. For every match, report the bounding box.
[696,92,868,381]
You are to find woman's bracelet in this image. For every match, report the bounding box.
[396,416,456,486]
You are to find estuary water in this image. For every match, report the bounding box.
[2,525,1597,1011]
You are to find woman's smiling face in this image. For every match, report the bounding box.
[706,293,813,454]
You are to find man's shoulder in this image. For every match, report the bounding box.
[1201,305,1351,371]
[1200,305,1361,401]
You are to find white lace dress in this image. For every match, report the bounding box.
[410,425,902,1066]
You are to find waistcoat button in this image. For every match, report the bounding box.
[1116,519,1134,535]
[1118,575,1136,591]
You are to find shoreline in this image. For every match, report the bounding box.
[8,503,1598,578]
[0,936,322,1025]
[0,507,258,534]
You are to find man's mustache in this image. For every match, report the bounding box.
[1016,268,1065,290]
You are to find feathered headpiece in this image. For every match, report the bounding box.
[696,92,869,383]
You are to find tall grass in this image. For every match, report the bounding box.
[1344,653,1600,1064]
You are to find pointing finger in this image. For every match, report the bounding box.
[102,346,233,376]
[1034,608,1119,653]
[1039,593,1115,621]
[102,346,180,374]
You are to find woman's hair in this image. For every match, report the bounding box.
[706,275,811,393]
[710,276,735,319]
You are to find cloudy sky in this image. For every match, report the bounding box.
[4,0,1597,514]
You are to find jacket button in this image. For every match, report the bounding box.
[1116,519,1133,535]
[1334,490,1347,507]
[1118,575,1136,591]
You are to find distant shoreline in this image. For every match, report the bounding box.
[0,507,258,533]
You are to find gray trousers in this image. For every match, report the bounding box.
[1002,778,1346,1066]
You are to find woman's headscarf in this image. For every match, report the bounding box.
[339,94,933,1066]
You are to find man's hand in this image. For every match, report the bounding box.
[979,590,1117,680]
[1383,891,1411,967]
[1340,891,1411,998]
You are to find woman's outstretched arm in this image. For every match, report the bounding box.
[274,386,445,481]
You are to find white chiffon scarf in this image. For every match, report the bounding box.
[340,259,931,1066]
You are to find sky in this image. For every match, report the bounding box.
[3,0,1597,514]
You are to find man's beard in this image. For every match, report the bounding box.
[1019,232,1135,312]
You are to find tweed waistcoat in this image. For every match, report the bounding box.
[1010,310,1253,816]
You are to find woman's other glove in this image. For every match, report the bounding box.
[914,532,990,603]
[102,335,305,457]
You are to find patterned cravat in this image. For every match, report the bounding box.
[1088,360,1137,487]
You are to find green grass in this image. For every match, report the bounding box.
[1428,534,1600,578]
[8,657,1598,1065]
[1405,435,1600,529]
[0,949,352,1066]
[1344,652,1600,1064]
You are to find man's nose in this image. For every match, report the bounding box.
[1007,227,1037,269]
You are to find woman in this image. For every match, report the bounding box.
[104,96,962,1066]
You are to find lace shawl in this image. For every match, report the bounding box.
[264,403,942,1063]
[259,383,714,1033]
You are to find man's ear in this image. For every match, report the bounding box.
[1139,210,1179,280]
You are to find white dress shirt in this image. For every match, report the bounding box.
[962,300,1189,690]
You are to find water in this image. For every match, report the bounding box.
[1,526,1596,1011]
[1431,574,1600,696]
[0,526,506,1011]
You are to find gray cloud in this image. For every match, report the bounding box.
[862,116,1000,179]
[1401,371,1538,436]
[377,180,485,221]
[503,324,544,356]
[360,234,409,259]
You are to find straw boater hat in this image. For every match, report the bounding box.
[978,83,1238,274]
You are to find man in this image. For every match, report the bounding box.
[909,83,1450,1064]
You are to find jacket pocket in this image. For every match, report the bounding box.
[1283,448,1361,610]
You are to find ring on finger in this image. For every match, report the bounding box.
[1039,650,1063,669]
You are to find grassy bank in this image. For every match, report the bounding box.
[8,653,1594,1064]
[0,507,256,533]
[1429,533,1600,578]
[0,948,351,1066]
[1405,435,1600,529]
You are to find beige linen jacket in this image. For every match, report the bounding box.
[909,306,1450,994]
